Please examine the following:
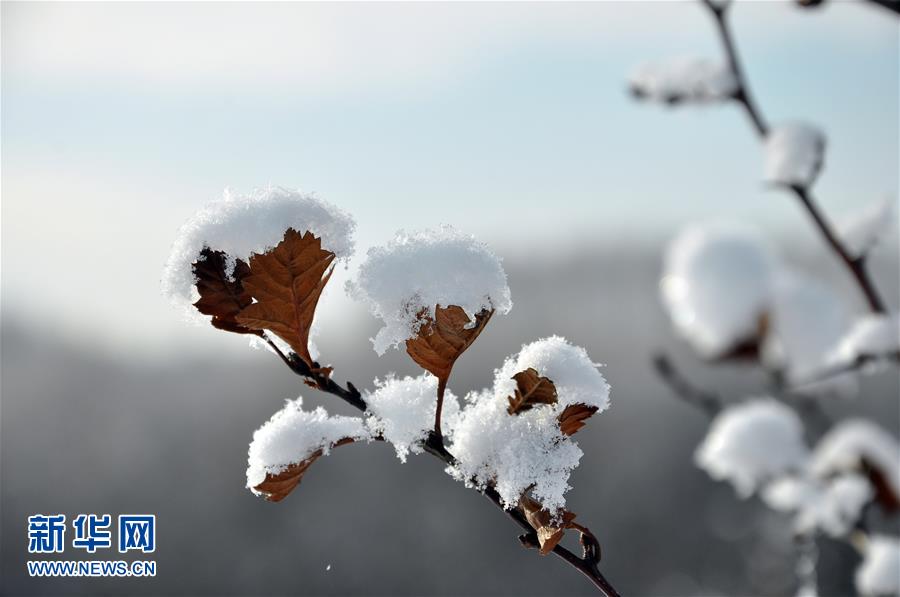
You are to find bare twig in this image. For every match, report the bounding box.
[863,0,900,16]
[652,352,723,416]
[789,350,900,390]
[701,0,888,314]
[434,376,448,443]
[271,350,622,596]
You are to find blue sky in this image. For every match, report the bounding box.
[2,1,897,354]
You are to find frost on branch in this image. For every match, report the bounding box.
[763,123,826,189]
[810,419,900,512]
[347,226,511,356]
[246,397,371,502]
[628,57,737,104]
[856,535,900,597]
[761,269,852,388]
[661,224,775,359]
[695,398,809,498]
[163,186,355,315]
[448,337,610,514]
[839,197,897,259]
[826,314,900,372]
[365,374,461,462]
[761,474,873,538]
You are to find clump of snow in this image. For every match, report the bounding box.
[492,336,611,412]
[365,373,460,462]
[826,314,900,370]
[163,186,356,314]
[856,535,900,596]
[246,397,371,491]
[840,198,896,258]
[695,398,809,497]
[762,269,851,386]
[628,57,737,104]
[763,123,826,188]
[447,337,609,512]
[347,226,512,355]
[762,474,873,538]
[811,419,900,501]
[661,223,776,358]
[449,389,583,513]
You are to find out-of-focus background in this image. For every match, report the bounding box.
[2,2,898,596]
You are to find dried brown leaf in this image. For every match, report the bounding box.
[863,457,900,513]
[518,494,577,556]
[235,229,335,366]
[405,306,493,382]
[253,438,354,502]
[558,404,600,436]
[507,368,558,415]
[192,249,261,336]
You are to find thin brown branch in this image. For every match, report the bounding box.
[789,350,900,390]
[434,376,448,442]
[863,0,900,16]
[652,352,722,416]
[700,0,888,314]
[275,350,622,596]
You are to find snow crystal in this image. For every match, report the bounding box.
[827,314,900,370]
[163,186,356,314]
[811,419,900,501]
[629,57,737,104]
[661,223,776,359]
[347,226,512,355]
[448,337,609,513]
[762,474,873,538]
[492,336,610,412]
[856,536,900,596]
[840,198,896,258]
[246,397,370,491]
[695,398,809,498]
[365,373,460,462]
[763,123,826,188]
[762,269,851,386]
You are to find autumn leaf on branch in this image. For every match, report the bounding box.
[235,229,335,367]
[192,248,261,336]
[506,368,558,415]
[506,368,600,434]
[559,404,600,436]
[405,305,493,382]
[519,493,577,555]
[252,437,355,502]
[405,305,493,436]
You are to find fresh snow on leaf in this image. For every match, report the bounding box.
[826,314,900,370]
[163,186,356,314]
[810,419,900,502]
[763,123,826,188]
[839,198,896,258]
[492,336,610,412]
[246,397,371,491]
[449,388,583,514]
[347,226,512,355]
[856,535,900,596]
[365,373,460,463]
[661,223,775,359]
[695,398,809,498]
[448,337,609,513]
[762,474,873,538]
[628,57,737,104]
[762,269,852,389]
